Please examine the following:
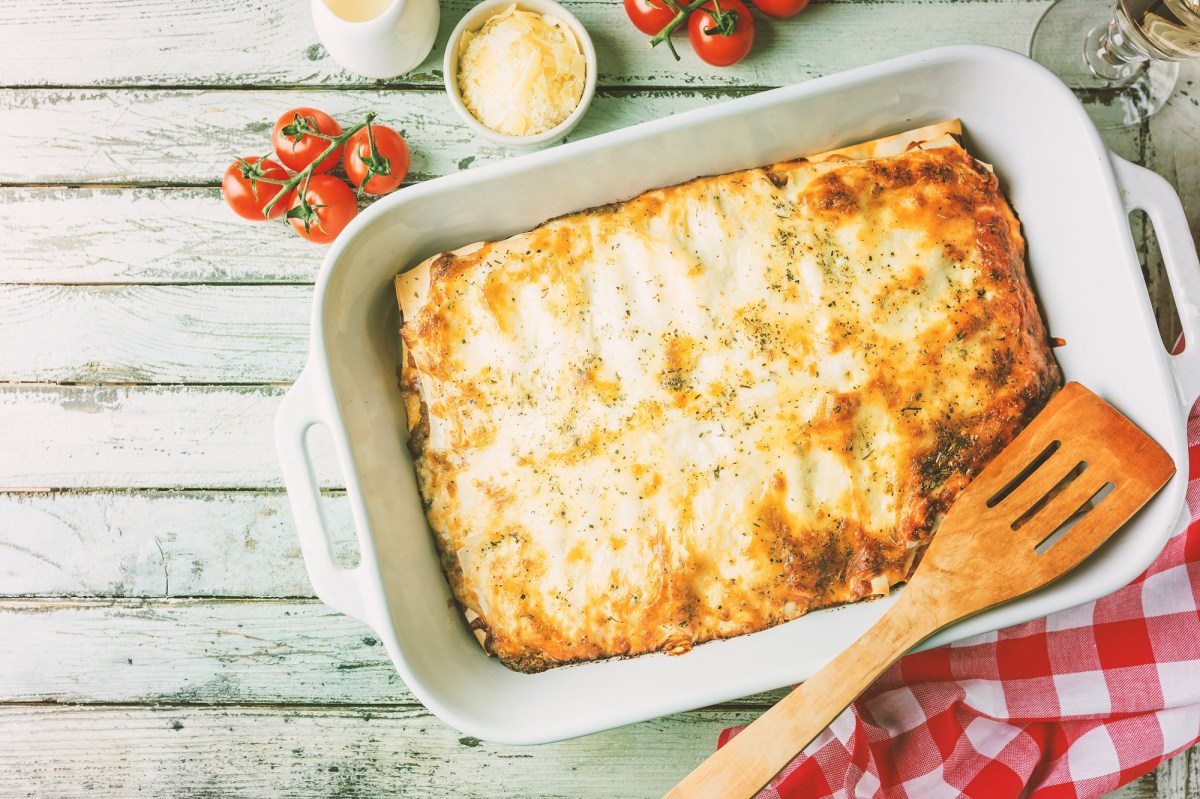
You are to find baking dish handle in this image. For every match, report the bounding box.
[275,370,368,622]
[1113,155,1200,407]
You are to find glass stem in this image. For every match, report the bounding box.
[1085,13,1150,81]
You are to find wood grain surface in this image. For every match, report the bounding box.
[0,706,767,799]
[0,286,311,383]
[0,187,323,284]
[0,385,340,489]
[2,0,1198,795]
[0,491,348,597]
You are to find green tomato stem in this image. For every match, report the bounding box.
[702,0,738,37]
[648,0,715,57]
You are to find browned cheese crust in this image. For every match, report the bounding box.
[396,132,1062,673]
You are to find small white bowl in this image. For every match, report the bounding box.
[443,0,597,147]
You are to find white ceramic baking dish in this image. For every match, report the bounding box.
[276,44,1200,745]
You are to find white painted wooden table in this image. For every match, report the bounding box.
[1,1,1198,796]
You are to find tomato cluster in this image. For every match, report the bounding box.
[222,107,410,244]
[625,0,807,67]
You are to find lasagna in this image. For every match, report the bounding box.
[395,121,1061,673]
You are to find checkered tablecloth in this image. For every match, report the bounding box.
[719,403,1200,799]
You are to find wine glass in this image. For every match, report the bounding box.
[1030,0,1200,129]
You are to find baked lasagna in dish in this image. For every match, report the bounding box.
[395,120,1062,673]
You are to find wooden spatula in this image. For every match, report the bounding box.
[663,382,1175,799]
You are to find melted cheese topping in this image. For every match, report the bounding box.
[457,4,586,137]
[397,129,1061,673]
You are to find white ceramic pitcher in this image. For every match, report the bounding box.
[310,0,440,79]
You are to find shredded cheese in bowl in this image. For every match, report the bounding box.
[456,4,587,137]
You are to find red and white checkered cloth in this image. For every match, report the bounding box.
[719,400,1200,799]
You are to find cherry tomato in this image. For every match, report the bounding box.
[272,107,344,174]
[751,0,807,18]
[624,0,677,35]
[343,124,410,196]
[288,175,358,244]
[688,0,755,67]
[222,157,294,221]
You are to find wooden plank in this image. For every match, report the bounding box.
[0,0,1048,89]
[0,600,404,704]
[0,598,790,707]
[0,285,311,384]
[0,704,762,799]
[0,491,350,597]
[0,702,1184,798]
[0,385,339,490]
[0,187,321,284]
[0,88,749,185]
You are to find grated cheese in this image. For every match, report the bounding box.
[457,4,586,137]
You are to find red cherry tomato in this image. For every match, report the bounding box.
[343,124,410,196]
[624,0,677,35]
[272,107,344,174]
[688,0,755,67]
[751,0,807,18]
[221,157,294,221]
[288,175,358,244]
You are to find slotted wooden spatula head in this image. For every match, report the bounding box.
[908,381,1177,621]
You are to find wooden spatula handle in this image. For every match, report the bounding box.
[663,593,937,799]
